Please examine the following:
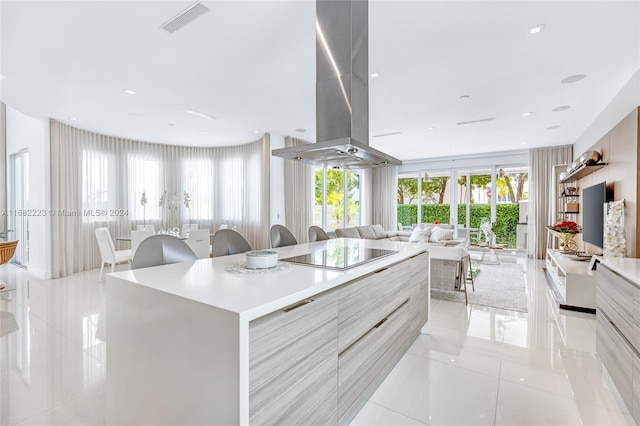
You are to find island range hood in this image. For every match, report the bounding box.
[272,0,402,169]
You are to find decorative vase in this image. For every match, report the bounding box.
[549,230,578,251]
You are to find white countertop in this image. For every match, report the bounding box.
[599,257,640,287]
[107,238,428,321]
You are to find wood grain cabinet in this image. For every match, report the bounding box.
[248,250,430,425]
[596,264,640,425]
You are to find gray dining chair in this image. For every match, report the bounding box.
[308,225,330,242]
[211,229,252,257]
[131,235,197,269]
[270,224,298,248]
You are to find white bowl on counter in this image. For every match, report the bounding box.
[245,250,278,269]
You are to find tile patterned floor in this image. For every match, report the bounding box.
[0,259,633,425]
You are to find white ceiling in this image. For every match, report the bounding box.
[1,1,639,160]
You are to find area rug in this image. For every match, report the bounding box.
[431,261,528,313]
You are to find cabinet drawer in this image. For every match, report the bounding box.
[597,312,633,408]
[597,266,636,351]
[250,290,337,391]
[410,252,429,288]
[338,261,411,351]
[338,300,413,425]
[250,355,338,425]
[634,353,640,426]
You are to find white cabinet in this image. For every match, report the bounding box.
[545,249,596,312]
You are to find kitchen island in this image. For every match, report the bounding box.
[106,238,429,425]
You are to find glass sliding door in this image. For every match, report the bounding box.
[421,172,451,224]
[397,174,418,230]
[10,150,29,266]
[456,168,492,239]
[496,166,529,249]
[346,171,361,227]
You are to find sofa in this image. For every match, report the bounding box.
[334,224,412,242]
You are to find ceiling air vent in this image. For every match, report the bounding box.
[456,117,496,126]
[161,2,210,34]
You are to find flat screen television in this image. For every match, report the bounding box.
[582,181,608,249]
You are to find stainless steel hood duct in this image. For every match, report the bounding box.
[272,0,402,169]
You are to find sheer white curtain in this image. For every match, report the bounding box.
[50,121,270,278]
[371,166,398,230]
[284,137,314,242]
[528,145,573,259]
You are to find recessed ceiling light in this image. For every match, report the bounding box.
[183,108,216,120]
[123,89,136,95]
[561,74,586,84]
[451,149,457,152]
[369,72,381,78]
[427,126,436,130]
[295,128,307,133]
[521,112,533,117]
[459,95,470,100]
[252,130,260,134]
[552,105,571,112]
[168,123,176,126]
[521,142,527,145]
[68,116,78,121]
[529,24,545,34]
[546,125,561,130]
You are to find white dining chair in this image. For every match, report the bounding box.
[186,229,211,259]
[181,223,198,237]
[131,230,154,258]
[95,227,132,282]
[137,224,155,233]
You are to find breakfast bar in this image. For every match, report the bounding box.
[105,238,429,425]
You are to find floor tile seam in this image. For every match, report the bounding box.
[426,355,501,380]
[493,335,506,426]
[406,346,504,367]
[366,401,431,426]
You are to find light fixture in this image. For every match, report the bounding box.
[529,24,545,34]
[252,130,260,134]
[521,112,532,117]
[498,168,505,178]
[521,142,527,145]
[561,74,586,84]
[123,89,137,95]
[552,105,571,112]
[68,116,78,121]
[295,128,307,133]
[427,126,436,130]
[369,72,381,78]
[459,95,470,100]
[168,123,176,126]
[546,125,561,130]
[183,108,216,120]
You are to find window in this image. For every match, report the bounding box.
[315,166,362,232]
[182,159,214,221]
[83,150,116,222]
[127,155,161,222]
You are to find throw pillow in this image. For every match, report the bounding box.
[409,227,431,243]
[431,228,455,242]
[428,225,440,243]
[372,224,387,239]
[356,226,377,239]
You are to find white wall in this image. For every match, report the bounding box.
[573,69,640,157]
[269,133,286,227]
[6,107,51,279]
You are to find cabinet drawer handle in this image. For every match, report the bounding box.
[374,317,388,328]
[374,267,389,274]
[283,298,314,313]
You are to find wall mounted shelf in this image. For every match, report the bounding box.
[559,163,607,183]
